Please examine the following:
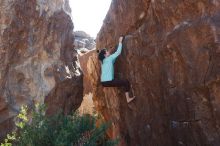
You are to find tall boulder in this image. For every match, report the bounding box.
[89,0,220,145]
[0,0,83,140]
[78,50,96,95]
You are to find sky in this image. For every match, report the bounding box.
[69,0,112,38]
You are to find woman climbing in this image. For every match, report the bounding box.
[97,36,135,103]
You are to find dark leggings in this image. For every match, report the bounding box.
[101,79,130,92]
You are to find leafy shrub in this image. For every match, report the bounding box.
[1,104,118,146]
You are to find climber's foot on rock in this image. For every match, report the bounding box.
[127,96,136,103]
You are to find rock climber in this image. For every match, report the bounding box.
[97,36,135,103]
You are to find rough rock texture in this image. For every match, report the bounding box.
[88,0,220,146]
[0,0,83,140]
[74,31,96,51]
[79,50,96,95]
[78,93,94,115]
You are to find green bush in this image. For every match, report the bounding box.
[1,104,118,146]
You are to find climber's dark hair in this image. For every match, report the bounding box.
[97,49,107,63]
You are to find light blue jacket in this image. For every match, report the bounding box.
[101,43,122,82]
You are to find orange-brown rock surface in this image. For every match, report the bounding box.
[88,0,220,145]
[79,50,96,95]
[0,0,83,140]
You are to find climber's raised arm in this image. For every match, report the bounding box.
[108,36,123,60]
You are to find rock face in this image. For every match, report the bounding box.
[79,50,96,95]
[74,31,96,51]
[88,0,220,146]
[0,0,83,140]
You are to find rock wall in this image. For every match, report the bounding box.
[79,50,96,95]
[0,0,83,140]
[89,0,220,145]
